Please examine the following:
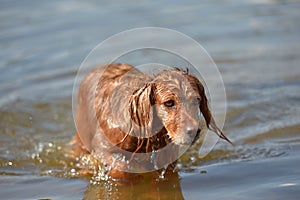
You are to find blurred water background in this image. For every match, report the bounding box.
[0,0,300,199]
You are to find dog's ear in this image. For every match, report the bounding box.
[129,83,155,137]
[186,74,233,145]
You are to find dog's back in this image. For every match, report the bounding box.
[75,64,136,150]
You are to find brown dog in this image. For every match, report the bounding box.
[72,63,231,181]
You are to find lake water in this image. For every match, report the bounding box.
[1,0,300,199]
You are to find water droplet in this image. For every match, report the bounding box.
[190,156,196,162]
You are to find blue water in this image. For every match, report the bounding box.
[1,0,300,199]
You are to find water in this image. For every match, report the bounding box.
[1,0,300,199]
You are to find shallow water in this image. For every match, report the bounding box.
[1,0,300,199]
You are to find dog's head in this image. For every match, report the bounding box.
[129,68,232,146]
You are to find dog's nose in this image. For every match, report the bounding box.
[183,126,200,145]
[185,126,198,136]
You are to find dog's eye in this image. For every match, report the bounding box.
[193,98,200,105]
[163,100,175,108]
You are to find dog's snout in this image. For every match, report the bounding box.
[185,126,198,136]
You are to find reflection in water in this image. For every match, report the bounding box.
[83,172,184,200]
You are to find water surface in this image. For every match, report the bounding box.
[1,0,300,199]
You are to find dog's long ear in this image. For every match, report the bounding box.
[186,74,233,145]
[129,83,155,137]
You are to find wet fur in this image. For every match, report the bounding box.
[72,63,231,180]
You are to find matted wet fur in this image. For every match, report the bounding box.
[71,63,231,181]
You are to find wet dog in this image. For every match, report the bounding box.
[72,63,231,181]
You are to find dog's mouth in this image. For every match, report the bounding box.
[168,128,201,146]
[192,129,201,145]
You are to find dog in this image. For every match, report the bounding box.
[72,63,232,181]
